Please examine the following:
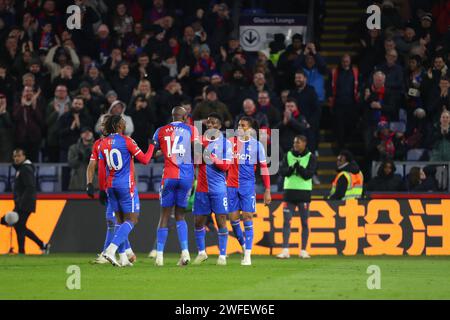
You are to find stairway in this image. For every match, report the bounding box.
[319,0,364,70]
[312,130,336,199]
[312,1,366,198]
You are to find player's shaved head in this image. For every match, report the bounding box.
[172,106,187,122]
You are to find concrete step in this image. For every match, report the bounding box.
[318,169,337,176]
[327,9,364,14]
[323,25,348,30]
[326,1,360,8]
[317,161,337,170]
[324,17,360,23]
[314,183,332,190]
[317,155,337,162]
[321,33,350,39]
[321,50,357,57]
[320,41,359,47]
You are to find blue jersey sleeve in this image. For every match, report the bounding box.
[152,128,161,148]
[257,141,267,163]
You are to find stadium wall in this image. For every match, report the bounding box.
[0,194,449,255]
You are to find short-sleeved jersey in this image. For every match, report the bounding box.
[90,138,103,161]
[153,121,198,180]
[227,136,267,189]
[197,134,232,193]
[98,133,142,191]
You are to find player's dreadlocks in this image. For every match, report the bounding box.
[104,115,123,135]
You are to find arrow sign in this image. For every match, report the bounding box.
[245,31,257,44]
[241,28,260,48]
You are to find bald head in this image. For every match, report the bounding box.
[172,106,187,122]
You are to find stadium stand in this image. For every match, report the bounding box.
[0,0,448,196]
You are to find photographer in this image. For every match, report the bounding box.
[0,149,49,254]
[68,127,95,191]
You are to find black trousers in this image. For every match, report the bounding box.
[282,202,310,250]
[1,211,44,254]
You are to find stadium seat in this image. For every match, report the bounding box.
[399,109,408,123]
[435,165,449,191]
[407,149,426,161]
[0,165,9,192]
[150,163,164,192]
[135,164,151,192]
[152,178,162,193]
[9,166,16,190]
[37,165,58,192]
[390,122,406,133]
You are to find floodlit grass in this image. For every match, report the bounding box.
[1,254,450,299]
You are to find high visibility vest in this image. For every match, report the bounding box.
[329,170,363,199]
[283,151,312,191]
[270,50,284,67]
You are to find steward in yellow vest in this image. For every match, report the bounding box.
[329,150,364,200]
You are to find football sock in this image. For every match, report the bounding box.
[231,219,244,247]
[156,227,169,253]
[194,227,206,252]
[218,227,228,256]
[118,239,126,254]
[176,220,189,251]
[244,220,253,251]
[105,243,118,255]
[111,221,134,248]
[103,219,117,252]
[119,253,128,264]
[125,239,134,256]
[282,207,292,249]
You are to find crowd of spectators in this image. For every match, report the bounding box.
[0,0,449,191]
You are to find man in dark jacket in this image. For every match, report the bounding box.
[275,98,310,154]
[155,76,190,127]
[288,70,320,152]
[367,159,405,192]
[278,135,317,259]
[110,61,138,105]
[58,96,93,162]
[234,99,269,130]
[13,86,44,162]
[0,149,49,254]
[192,86,233,129]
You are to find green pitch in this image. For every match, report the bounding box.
[1,254,450,299]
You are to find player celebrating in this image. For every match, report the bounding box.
[193,113,232,266]
[86,116,136,265]
[99,115,156,267]
[227,116,271,266]
[152,106,199,267]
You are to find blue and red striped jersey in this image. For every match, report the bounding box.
[197,135,232,193]
[152,121,198,180]
[98,133,142,191]
[227,136,267,189]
